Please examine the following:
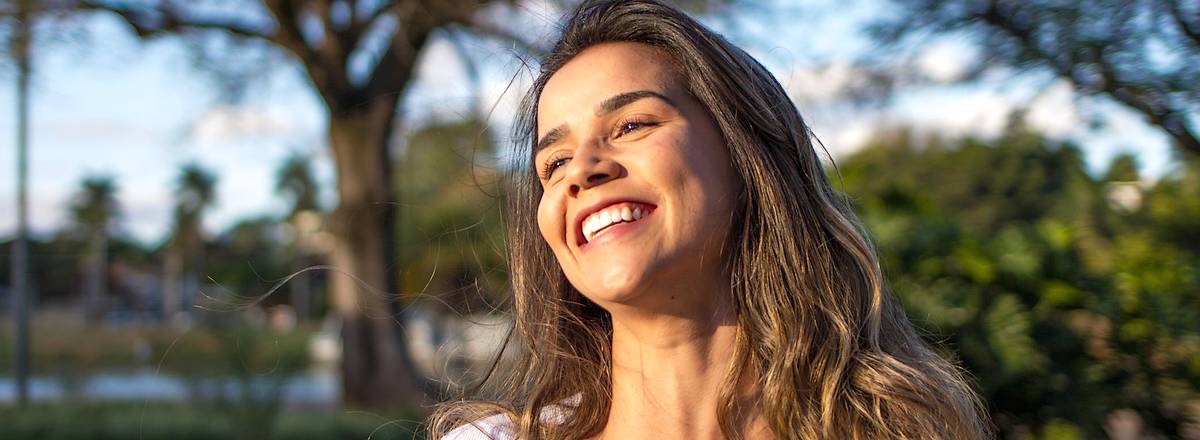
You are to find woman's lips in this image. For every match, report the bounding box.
[576,201,656,247]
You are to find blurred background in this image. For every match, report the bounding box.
[0,0,1196,439]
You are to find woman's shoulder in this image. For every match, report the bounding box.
[439,413,517,440]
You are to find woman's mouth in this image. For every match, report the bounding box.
[579,202,656,244]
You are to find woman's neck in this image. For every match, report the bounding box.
[595,297,768,439]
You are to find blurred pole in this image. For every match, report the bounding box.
[9,0,33,407]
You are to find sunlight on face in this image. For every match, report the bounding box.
[534,42,738,311]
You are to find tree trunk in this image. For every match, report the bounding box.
[327,93,425,407]
[84,231,108,323]
[162,244,181,321]
[185,226,203,317]
[289,260,311,321]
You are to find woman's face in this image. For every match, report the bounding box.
[535,42,738,309]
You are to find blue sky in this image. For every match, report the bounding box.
[0,0,1176,245]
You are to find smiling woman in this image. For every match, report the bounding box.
[429,1,991,439]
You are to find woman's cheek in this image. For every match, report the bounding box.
[536,192,564,249]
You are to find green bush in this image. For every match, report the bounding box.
[0,320,317,376]
[837,126,1200,437]
[0,403,423,440]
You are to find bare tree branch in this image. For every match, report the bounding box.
[77,0,275,42]
[260,0,345,105]
[361,1,446,102]
[311,0,348,65]
[973,0,1200,155]
[1169,1,1200,48]
[348,1,399,46]
[459,15,544,57]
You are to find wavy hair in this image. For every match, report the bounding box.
[429,1,992,438]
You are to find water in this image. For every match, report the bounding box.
[0,367,338,407]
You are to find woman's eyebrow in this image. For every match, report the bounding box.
[595,89,675,115]
[536,126,569,153]
[536,90,676,154]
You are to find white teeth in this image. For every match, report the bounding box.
[581,203,650,243]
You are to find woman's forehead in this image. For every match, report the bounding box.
[536,43,681,130]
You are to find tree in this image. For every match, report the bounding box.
[50,0,742,408]
[68,175,120,322]
[836,125,1200,437]
[276,152,321,219]
[868,0,1200,157]
[57,0,543,407]
[275,152,323,320]
[396,118,506,312]
[163,163,217,322]
[1103,153,1140,183]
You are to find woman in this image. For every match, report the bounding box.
[430,1,991,438]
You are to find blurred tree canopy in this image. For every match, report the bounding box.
[869,0,1200,157]
[32,0,539,407]
[276,153,322,219]
[67,176,119,322]
[836,123,1200,438]
[395,118,507,315]
[162,163,218,320]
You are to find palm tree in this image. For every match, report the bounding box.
[276,153,320,218]
[69,175,119,322]
[275,153,323,320]
[162,163,216,321]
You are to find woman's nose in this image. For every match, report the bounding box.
[565,148,621,197]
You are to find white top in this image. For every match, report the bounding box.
[440,413,518,440]
[439,396,577,440]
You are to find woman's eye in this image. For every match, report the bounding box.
[615,119,657,138]
[541,156,571,179]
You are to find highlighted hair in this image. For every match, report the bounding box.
[430,1,992,438]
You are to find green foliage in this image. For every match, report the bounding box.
[173,163,218,231]
[0,402,421,440]
[0,319,325,439]
[204,216,297,309]
[1104,154,1140,183]
[837,126,1200,438]
[394,118,508,313]
[276,153,322,218]
[0,320,314,376]
[69,175,120,236]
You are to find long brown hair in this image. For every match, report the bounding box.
[429,1,991,438]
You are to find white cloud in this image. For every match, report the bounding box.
[1025,80,1080,138]
[117,189,174,244]
[1072,98,1174,177]
[0,190,70,239]
[783,60,861,104]
[917,39,973,83]
[415,36,471,92]
[191,105,295,144]
[891,88,1014,139]
[38,118,162,144]
[825,117,878,154]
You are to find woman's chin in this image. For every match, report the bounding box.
[575,265,653,306]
